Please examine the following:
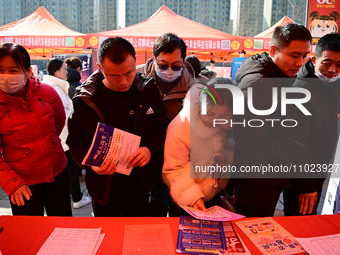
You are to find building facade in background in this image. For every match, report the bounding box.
[125,0,232,33]
[235,0,308,36]
[0,0,116,33]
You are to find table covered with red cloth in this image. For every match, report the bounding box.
[0,214,339,254]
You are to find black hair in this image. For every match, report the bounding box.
[153,33,187,59]
[65,56,82,70]
[272,23,312,50]
[315,33,340,59]
[200,77,234,109]
[185,55,201,77]
[97,37,136,65]
[47,58,64,76]
[0,42,31,72]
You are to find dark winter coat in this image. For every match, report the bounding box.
[66,70,170,205]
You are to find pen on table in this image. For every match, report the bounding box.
[0,226,3,233]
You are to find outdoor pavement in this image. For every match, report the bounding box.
[0,172,327,217]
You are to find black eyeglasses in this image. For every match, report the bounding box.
[156,62,183,71]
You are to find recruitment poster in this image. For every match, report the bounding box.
[53,53,92,83]
[307,0,340,44]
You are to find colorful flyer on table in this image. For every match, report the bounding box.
[223,221,248,254]
[181,205,245,221]
[176,216,228,254]
[82,123,141,175]
[235,217,305,255]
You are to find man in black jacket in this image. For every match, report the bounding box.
[284,33,340,215]
[67,37,169,216]
[234,23,312,217]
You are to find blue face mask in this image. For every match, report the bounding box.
[315,70,340,83]
[156,65,182,83]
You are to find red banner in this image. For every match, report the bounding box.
[87,35,274,52]
[0,36,87,48]
[307,0,340,43]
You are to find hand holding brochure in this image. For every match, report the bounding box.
[82,123,141,175]
[181,205,245,221]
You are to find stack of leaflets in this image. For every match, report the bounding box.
[176,216,228,254]
[37,228,105,255]
[181,205,245,221]
[235,217,305,255]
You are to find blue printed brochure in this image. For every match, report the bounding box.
[82,123,141,175]
[176,216,228,254]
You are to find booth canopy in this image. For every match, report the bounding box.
[255,16,296,38]
[88,6,243,61]
[0,7,88,59]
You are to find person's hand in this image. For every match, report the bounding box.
[127,147,151,168]
[91,160,116,175]
[11,185,32,206]
[299,192,317,215]
[193,198,207,212]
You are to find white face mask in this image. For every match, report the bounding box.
[156,65,182,83]
[315,70,340,83]
[0,74,26,94]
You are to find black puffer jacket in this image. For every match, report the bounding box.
[292,59,340,193]
[66,70,170,205]
[234,52,295,178]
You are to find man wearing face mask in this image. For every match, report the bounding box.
[137,33,195,120]
[137,33,195,216]
[285,33,340,215]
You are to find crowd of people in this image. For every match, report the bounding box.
[0,23,339,218]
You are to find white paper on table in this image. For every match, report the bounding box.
[296,233,340,255]
[37,228,101,255]
[92,234,105,255]
[122,224,175,255]
[181,205,245,221]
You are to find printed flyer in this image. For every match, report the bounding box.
[82,122,141,175]
[176,216,228,254]
[235,217,305,255]
[223,221,248,254]
[181,205,245,221]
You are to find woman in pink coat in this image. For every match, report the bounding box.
[0,42,72,216]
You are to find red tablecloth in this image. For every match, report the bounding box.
[0,214,340,254]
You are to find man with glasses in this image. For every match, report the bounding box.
[67,37,169,216]
[137,33,195,216]
[137,33,195,120]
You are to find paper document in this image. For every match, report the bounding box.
[235,217,304,255]
[176,216,227,254]
[82,122,141,175]
[37,228,102,255]
[296,233,340,255]
[223,221,249,254]
[122,224,175,255]
[181,205,245,221]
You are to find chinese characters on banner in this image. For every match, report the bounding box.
[0,36,86,48]
[307,0,340,44]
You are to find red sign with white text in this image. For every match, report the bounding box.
[307,0,340,43]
